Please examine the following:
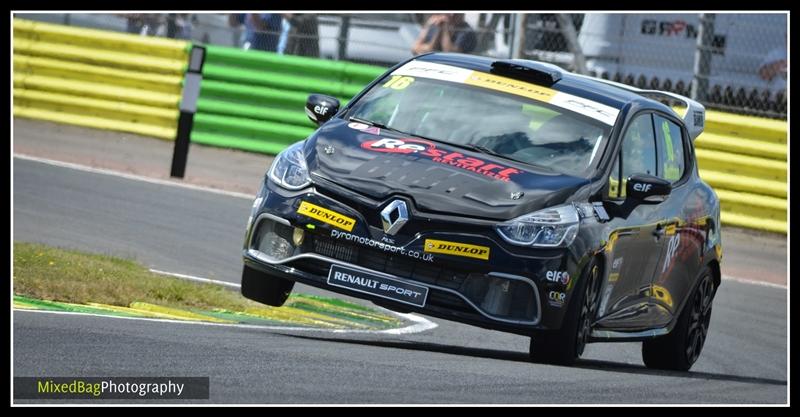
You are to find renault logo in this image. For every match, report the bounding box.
[380,200,409,235]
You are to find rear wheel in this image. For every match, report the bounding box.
[530,258,602,365]
[642,267,715,371]
[240,264,295,307]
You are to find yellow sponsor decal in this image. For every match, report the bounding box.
[651,285,674,308]
[464,71,556,103]
[665,224,677,236]
[424,239,490,260]
[297,201,356,232]
[382,75,415,90]
[605,232,619,252]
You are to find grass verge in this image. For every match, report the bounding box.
[14,242,258,311]
[13,242,403,329]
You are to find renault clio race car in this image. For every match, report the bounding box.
[241,53,722,371]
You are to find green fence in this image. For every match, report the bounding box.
[190,45,386,155]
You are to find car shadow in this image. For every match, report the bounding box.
[278,333,786,387]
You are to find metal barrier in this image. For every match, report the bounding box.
[190,44,384,154]
[12,18,189,139]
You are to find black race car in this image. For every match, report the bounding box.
[241,53,722,371]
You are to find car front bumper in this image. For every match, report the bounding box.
[242,178,583,336]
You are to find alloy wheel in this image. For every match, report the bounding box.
[685,273,714,365]
[576,264,600,357]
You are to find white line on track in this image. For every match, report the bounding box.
[722,275,787,290]
[15,154,788,291]
[13,154,254,200]
[150,269,241,289]
[13,308,439,335]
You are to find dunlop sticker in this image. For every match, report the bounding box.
[297,201,356,232]
[464,71,557,102]
[424,239,490,260]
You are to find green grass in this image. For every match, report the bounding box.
[13,242,262,311]
[12,242,404,330]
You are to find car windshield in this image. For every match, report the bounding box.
[347,76,613,177]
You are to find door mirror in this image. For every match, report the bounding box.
[625,174,671,204]
[305,94,340,126]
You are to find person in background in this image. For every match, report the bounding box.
[166,14,192,40]
[228,13,282,52]
[412,13,477,55]
[758,46,787,84]
[277,17,291,54]
[283,14,320,58]
[124,14,162,36]
[758,44,787,110]
[124,14,145,34]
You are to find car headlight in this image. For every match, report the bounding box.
[495,204,580,248]
[268,141,311,190]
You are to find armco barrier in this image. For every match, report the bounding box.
[190,45,384,153]
[12,19,189,140]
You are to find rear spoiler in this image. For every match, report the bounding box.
[572,74,706,141]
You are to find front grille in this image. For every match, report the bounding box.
[312,236,357,263]
[306,232,470,290]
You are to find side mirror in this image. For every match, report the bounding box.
[625,174,671,204]
[305,94,340,126]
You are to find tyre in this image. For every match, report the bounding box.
[642,267,715,371]
[530,258,602,365]
[240,264,295,307]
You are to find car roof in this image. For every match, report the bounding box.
[416,53,661,113]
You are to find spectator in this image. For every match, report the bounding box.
[758,46,787,83]
[124,14,162,36]
[412,13,477,55]
[283,14,320,58]
[229,13,282,52]
[166,14,193,40]
[277,17,291,54]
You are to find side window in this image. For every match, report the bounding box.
[654,115,686,182]
[619,114,657,197]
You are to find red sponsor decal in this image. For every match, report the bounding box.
[361,138,522,182]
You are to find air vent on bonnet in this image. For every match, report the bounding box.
[490,59,563,86]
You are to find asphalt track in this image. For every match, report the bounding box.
[12,157,788,404]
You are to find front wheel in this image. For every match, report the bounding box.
[241,264,295,307]
[642,267,715,371]
[529,258,602,366]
